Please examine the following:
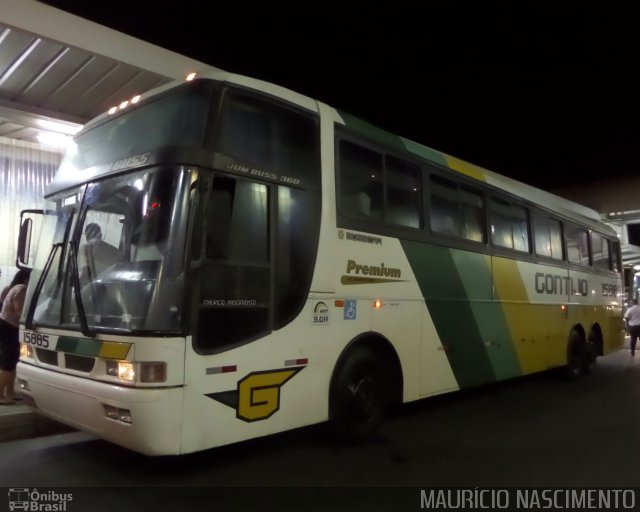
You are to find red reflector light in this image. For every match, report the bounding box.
[285,358,308,366]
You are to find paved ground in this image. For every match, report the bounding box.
[0,396,73,442]
[1,341,639,511]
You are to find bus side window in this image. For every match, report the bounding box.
[196,177,271,351]
[385,156,421,228]
[205,182,233,259]
[592,232,611,271]
[215,90,320,189]
[534,215,563,260]
[275,186,320,329]
[566,224,590,266]
[460,186,485,242]
[612,240,621,272]
[430,175,460,237]
[489,198,530,252]
[338,140,384,221]
[429,175,485,243]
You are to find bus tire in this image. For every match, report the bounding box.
[566,330,586,379]
[583,330,600,375]
[329,346,388,442]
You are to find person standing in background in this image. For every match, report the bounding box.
[624,298,640,357]
[1,269,16,305]
[0,269,30,404]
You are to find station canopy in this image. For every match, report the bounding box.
[0,0,216,146]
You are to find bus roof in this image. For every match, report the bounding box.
[78,69,319,134]
[62,69,612,235]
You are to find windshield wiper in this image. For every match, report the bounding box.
[68,240,95,338]
[25,243,61,331]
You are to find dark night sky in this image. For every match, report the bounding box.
[38,2,640,193]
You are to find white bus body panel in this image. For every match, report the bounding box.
[18,362,184,455]
[17,333,187,455]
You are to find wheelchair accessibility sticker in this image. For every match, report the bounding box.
[344,299,357,320]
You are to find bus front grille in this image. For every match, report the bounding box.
[64,354,95,372]
[36,348,58,366]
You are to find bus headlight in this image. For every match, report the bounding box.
[20,343,33,359]
[106,360,135,382]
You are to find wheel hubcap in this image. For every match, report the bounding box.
[348,376,377,420]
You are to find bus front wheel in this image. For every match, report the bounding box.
[329,347,388,442]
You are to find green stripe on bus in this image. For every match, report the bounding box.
[57,336,101,357]
[339,112,407,152]
[451,251,522,380]
[339,111,453,169]
[400,138,449,167]
[401,241,496,388]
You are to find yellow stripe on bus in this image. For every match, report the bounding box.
[98,342,132,360]
[444,156,487,182]
[492,257,549,374]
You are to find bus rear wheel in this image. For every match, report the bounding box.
[583,328,601,374]
[566,330,587,379]
[329,347,388,442]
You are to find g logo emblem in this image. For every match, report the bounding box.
[207,367,304,422]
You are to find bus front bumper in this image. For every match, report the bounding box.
[17,362,184,456]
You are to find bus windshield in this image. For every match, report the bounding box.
[30,166,193,334]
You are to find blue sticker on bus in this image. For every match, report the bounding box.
[344,300,357,320]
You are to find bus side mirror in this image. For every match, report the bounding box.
[16,209,43,269]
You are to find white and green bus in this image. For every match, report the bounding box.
[16,69,624,455]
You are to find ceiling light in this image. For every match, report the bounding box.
[37,132,72,148]
[35,119,82,136]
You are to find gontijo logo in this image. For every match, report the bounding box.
[207,367,304,422]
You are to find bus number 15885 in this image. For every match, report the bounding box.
[23,331,50,348]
